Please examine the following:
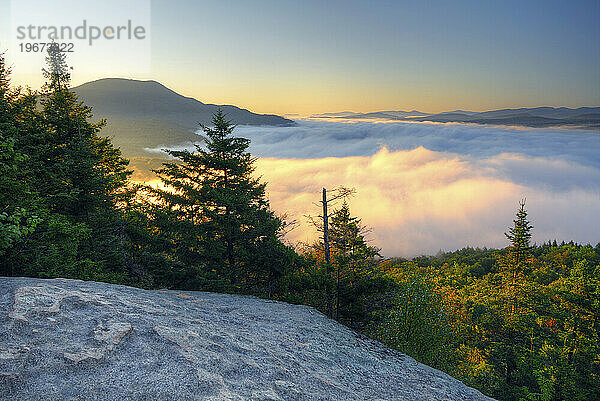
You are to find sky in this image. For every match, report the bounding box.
[1,0,599,115]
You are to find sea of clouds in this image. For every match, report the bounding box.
[146,120,600,256]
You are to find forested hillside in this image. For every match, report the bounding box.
[1,47,598,401]
[377,241,600,400]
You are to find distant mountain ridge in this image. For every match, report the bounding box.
[73,78,295,157]
[313,107,600,129]
[312,110,429,119]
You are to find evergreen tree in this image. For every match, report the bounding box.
[328,201,384,327]
[0,53,40,257]
[1,45,134,281]
[496,199,535,392]
[149,110,294,294]
[499,199,534,316]
[42,42,70,91]
[505,199,533,266]
[39,44,131,218]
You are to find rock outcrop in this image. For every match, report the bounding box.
[0,277,493,400]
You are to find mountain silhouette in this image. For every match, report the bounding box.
[73,78,295,156]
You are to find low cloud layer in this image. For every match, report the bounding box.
[255,147,599,256]
[144,120,600,256]
[236,120,600,169]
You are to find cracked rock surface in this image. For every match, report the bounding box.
[0,277,494,401]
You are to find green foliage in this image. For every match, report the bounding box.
[505,199,533,260]
[0,207,41,251]
[0,54,41,256]
[328,201,386,327]
[279,254,333,311]
[379,243,600,401]
[0,131,41,253]
[0,46,136,281]
[373,269,457,370]
[290,200,396,335]
[145,110,295,295]
[376,202,599,401]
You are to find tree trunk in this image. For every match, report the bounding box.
[322,188,333,318]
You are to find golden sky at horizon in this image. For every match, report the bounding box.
[8,69,599,117]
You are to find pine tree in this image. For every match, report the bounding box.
[42,42,70,91]
[39,44,130,218]
[150,110,293,293]
[328,201,382,326]
[496,199,535,388]
[505,199,533,266]
[2,45,134,281]
[0,53,40,258]
[498,199,534,320]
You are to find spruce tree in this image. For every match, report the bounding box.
[496,199,534,387]
[500,199,534,316]
[0,53,40,258]
[150,110,293,293]
[504,199,533,266]
[39,44,131,218]
[328,201,382,326]
[2,45,134,281]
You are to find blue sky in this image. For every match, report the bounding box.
[3,0,600,114]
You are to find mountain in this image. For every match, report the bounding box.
[405,107,600,128]
[73,78,295,157]
[314,107,600,129]
[469,107,600,119]
[312,110,429,119]
[0,277,493,401]
[311,111,358,118]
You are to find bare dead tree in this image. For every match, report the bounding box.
[305,186,355,317]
